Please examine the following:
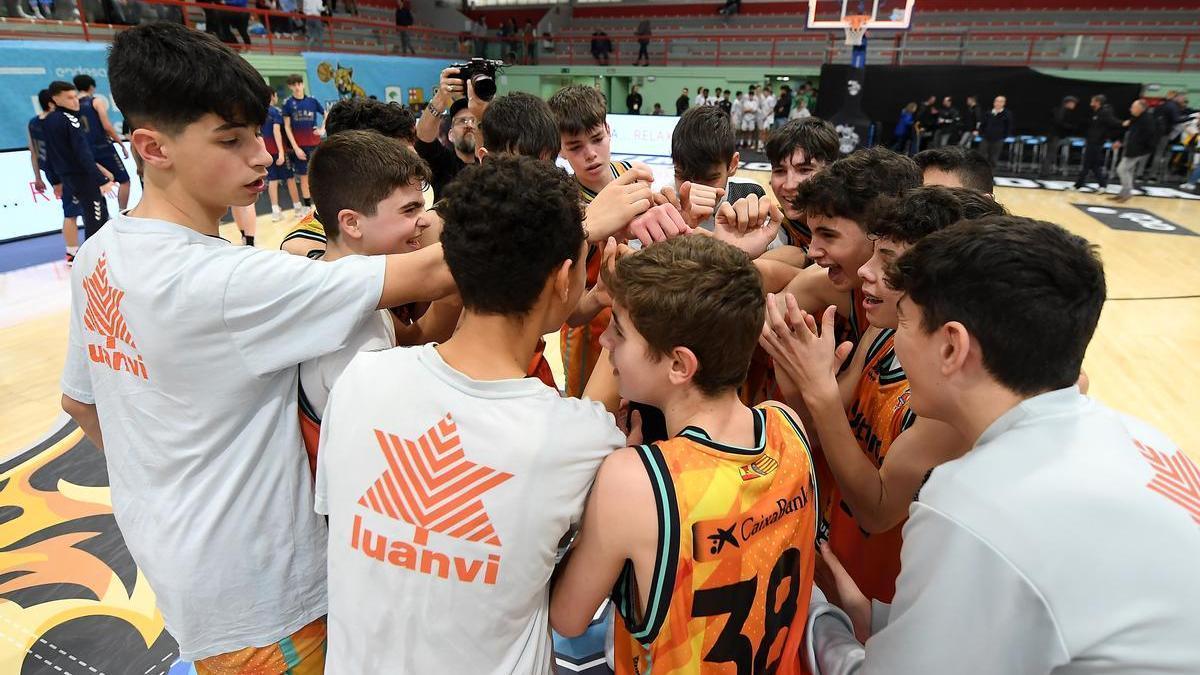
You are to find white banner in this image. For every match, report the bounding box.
[606,113,678,157]
[0,143,140,243]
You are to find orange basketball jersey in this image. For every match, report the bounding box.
[823,329,915,603]
[613,405,819,675]
[561,161,631,397]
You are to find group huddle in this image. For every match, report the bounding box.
[58,22,1199,675]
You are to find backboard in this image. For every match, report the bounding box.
[806,0,916,30]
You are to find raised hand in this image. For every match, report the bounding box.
[758,295,852,405]
[625,203,692,247]
[713,194,783,259]
[583,163,655,242]
[678,181,724,228]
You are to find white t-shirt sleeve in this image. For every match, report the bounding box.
[299,310,397,419]
[813,502,1070,675]
[61,284,94,404]
[222,252,387,377]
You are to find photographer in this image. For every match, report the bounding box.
[415,65,490,200]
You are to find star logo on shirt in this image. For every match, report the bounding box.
[1136,440,1200,526]
[359,414,513,546]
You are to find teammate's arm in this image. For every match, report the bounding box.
[377,243,456,310]
[28,129,45,192]
[581,350,620,414]
[273,123,287,166]
[550,447,656,637]
[93,97,128,158]
[759,244,807,268]
[582,164,655,243]
[283,113,302,157]
[776,262,845,311]
[391,295,463,345]
[61,395,104,451]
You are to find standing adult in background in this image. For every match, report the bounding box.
[473,17,487,58]
[933,95,960,147]
[302,0,323,47]
[759,84,776,150]
[694,88,707,107]
[892,102,918,153]
[626,85,643,115]
[1074,94,1123,191]
[394,0,415,55]
[676,87,690,115]
[718,90,733,119]
[1040,95,1081,177]
[914,95,938,154]
[415,67,488,200]
[773,84,792,130]
[72,74,131,212]
[1112,99,1156,203]
[224,0,252,45]
[633,19,651,66]
[43,80,113,241]
[960,94,983,146]
[978,95,1014,167]
[523,19,537,64]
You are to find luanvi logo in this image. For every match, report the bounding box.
[82,254,148,380]
[353,414,513,584]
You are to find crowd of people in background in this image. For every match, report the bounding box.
[890,90,1196,197]
[663,81,816,151]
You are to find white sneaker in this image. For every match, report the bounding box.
[1179,182,1196,192]
[271,205,283,222]
[293,207,304,219]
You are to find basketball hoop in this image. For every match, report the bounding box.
[843,14,871,46]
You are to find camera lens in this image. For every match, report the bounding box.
[471,74,497,101]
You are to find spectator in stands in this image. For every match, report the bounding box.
[634,19,651,66]
[473,18,487,58]
[224,0,252,45]
[500,19,517,62]
[302,0,323,47]
[652,103,664,116]
[1039,95,1081,177]
[773,84,792,130]
[394,0,415,55]
[1074,94,1123,191]
[960,94,983,146]
[914,95,938,154]
[1112,99,1156,202]
[978,95,1014,167]
[523,19,537,64]
[892,102,918,154]
[933,95,960,147]
[718,0,741,17]
[626,85,643,115]
[676,88,690,116]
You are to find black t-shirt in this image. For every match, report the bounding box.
[627,93,643,114]
[415,137,467,201]
[676,95,689,115]
[718,99,733,116]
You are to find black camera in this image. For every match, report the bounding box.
[448,58,505,102]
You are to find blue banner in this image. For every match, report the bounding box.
[302,52,448,112]
[0,41,123,150]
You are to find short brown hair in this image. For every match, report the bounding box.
[868,186,1006,244]
[602,236,764,396]
[308,130,431,241]
[547,85,608,136]
[285,73,303,85]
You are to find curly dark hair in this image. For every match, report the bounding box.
[913,146,994,194]
[794,146,921,224]
[868,185,1007,244]
[765,117,840,168]
[886,216,1105,396]
[439,155,584,315]
[325,97,417,144]
[602,236,763,396]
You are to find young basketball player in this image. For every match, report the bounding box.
[59,23,452,671]
[296,130,433,475]
[765,117,840,253]
[43,80,114,242]
[281,97,424,258]
[913,145,994,195]
[547,84,655,397]
[28,89,84,263]
[73,74,132,211]
[550,235,819,675]
[262,90,299,223]
[760,186,1005,603]
[808,216,1200,673]
[316,154,625,673]
[282,73,324,217]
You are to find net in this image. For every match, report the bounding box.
[843,14,871,46]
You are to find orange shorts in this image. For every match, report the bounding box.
[193,617,326,675]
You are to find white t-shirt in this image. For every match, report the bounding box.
[302,0,321,16]
[694,94,707,107]
[807,388,1200,674]
[316,344,625,674]
[741,96,759,116]
[300,308,397,418]
[761,94,776,122]
[732,97,744,124]
[61,214,386,660]
[791,105,812,120]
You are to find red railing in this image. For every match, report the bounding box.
[0,2,1195,71]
